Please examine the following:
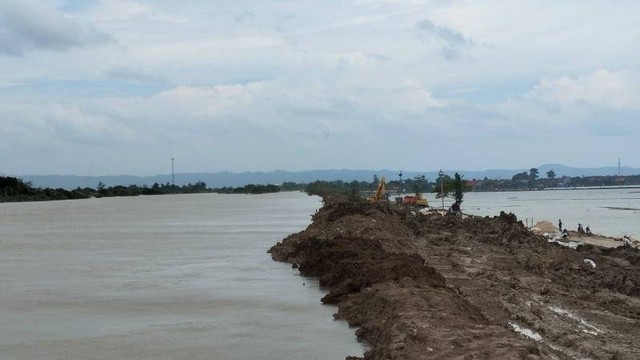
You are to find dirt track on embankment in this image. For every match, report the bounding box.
[269,199,640,360]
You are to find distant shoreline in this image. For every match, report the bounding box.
[540,185,640,191]
[474,185,640,192]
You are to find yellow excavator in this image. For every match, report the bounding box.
[368,176,387,203]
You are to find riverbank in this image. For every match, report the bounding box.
[457,188,640,240]
[270,199,640,359]
[529,220,638,249]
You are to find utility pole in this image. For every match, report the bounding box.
[171,157,175,186]
[398,171,403,195]
[439,169,445,212]
[618,158,621,176]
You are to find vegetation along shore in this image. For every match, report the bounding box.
[0,176,280,202]
[4,165,640,203]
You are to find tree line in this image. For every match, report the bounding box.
[0,176,287,202]
[0,177,214,202]
[472,168,640,191]
[303,173,470,204]
[3,168,639,203]
[214,184,280,194]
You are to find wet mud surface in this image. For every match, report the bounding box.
[269,200,640,359]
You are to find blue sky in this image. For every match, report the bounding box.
[1,0,640,176]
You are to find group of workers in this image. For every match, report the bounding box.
[558,219,592,238]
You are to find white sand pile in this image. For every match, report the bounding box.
[533,220,558,233]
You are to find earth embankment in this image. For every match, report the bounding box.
[269,200,640,359]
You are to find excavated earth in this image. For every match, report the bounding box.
[269,199,640,360]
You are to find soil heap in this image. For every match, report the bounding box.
[269,199,640,360]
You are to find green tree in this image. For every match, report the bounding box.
[411,175,429,193]
[432,173,468,203]
[511,172,529,182]
[453,173,465,204]
[546,169,556,179]
[529,168,539,181]
[433,174,453,198]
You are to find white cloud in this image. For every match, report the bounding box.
[85,0,152,22]
[416,18,477,61]
[44,104,134,142]
[105,66,167,84]
[0,1,110,56]
[416,19,473,47]
[0,102,133,144]
[3,0,640,175]
[529,70,640,110]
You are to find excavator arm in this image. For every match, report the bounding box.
[371,176,386,202]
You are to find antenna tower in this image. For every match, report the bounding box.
[172,157,175,185]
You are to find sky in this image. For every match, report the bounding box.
[1,0,640,176]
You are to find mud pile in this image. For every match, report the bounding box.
[269,200,640,360]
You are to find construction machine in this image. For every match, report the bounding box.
[402,192,429,207]
[367,176,387,203]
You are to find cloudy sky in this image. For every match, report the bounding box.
[1,0,639,176]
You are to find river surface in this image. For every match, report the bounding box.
[423,187,640,239]
[0,192,364,360]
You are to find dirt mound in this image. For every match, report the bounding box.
[296,236,445,304]
[269,201,640,359]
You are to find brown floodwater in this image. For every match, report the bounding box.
[0,192,364,359]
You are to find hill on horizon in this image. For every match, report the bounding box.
[12,164,640,190]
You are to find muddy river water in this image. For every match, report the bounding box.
[424,187,640,239]
[2,187,638,359]
[0,192,364,359]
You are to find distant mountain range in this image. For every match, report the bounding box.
[14,164,640,190]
